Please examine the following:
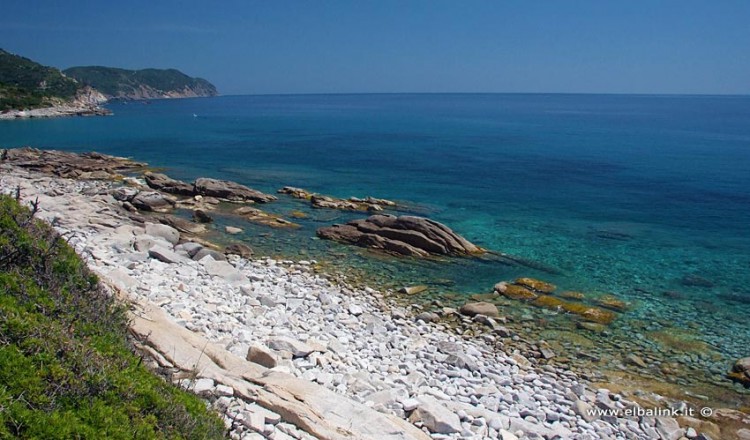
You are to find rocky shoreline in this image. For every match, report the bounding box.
[0,103,111,120]
[1,151,747,439]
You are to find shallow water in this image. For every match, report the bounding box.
[2,94,750,402]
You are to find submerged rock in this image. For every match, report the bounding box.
[194,177,276,203]
[317,214,482,257]
[224,243,253,258]
[510,288,619,325]
[400,285,429,295]
[192,209,213,223]
[514,277,556,293]
[728,357,750,387]
[595,294,628,312]
[494,282,538,301]
[233,206,299,229]
[560,291,586,300]
[680,274,714,288]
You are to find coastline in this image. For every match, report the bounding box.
[0,103,111,120]
[2,150,745,438]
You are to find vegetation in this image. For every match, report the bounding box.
[0,49,81,111]
[0,194,226,439]
[63,66,217,99]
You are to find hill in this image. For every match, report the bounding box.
[64,66,218,100]
[0,48,90,111]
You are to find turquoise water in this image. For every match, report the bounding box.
[3,94,750,396]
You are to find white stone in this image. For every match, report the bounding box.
[408,395,462,434]
[144,222,180,245]
[193,378,214,394]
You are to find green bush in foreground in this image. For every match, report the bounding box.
[0,194,226,439]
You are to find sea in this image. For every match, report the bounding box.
[2,94,749,404]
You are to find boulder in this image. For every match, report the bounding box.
[134,236,172,252]
[193,248,227,262]
[225,226,243,234]
[267,336,322,358]
[144,172,195,196]
[655,417,685,440]
[203,259,246,283]
[131,191,176,212]
[317,215,482,257]
[437,341,479,371]
[194,177,276,203]
[225,243,253,259]
[408,395,462,434]
[111,186,139,201]
[459,301,500,318]
[144,223,180,245]
[246,343,280,368]
[177,242,204,257]
[415,312,440,323]
[193,209,213,223]
[148,245,184,264]
[729,357,750,387]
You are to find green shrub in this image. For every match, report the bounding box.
[0,194,226,439]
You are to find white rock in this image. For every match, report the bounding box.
[225,226,243,234]
[215,384,234,396]
[408,395,462,434]
[267,336,319,358]
[246,343,280,368]
[144,222,180,245]
[193,378,214,394]
[148,245,184,264]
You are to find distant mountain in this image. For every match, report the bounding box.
[0,48,104,112]
[64,66,218,100]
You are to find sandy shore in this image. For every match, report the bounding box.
[1,160,740,439]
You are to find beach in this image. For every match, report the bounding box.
[3,149,747,439]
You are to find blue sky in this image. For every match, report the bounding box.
[2,1,749,95]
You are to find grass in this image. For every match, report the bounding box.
[0,194,226,439]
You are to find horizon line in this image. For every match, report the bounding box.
[213,91,750,98]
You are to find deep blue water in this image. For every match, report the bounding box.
[3,94,750,379]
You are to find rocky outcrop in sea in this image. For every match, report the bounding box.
[317,214,483,257]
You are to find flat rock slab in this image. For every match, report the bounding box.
[148,245,185,264]
[123,291,428,440]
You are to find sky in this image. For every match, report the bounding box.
[1,1,749,95]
